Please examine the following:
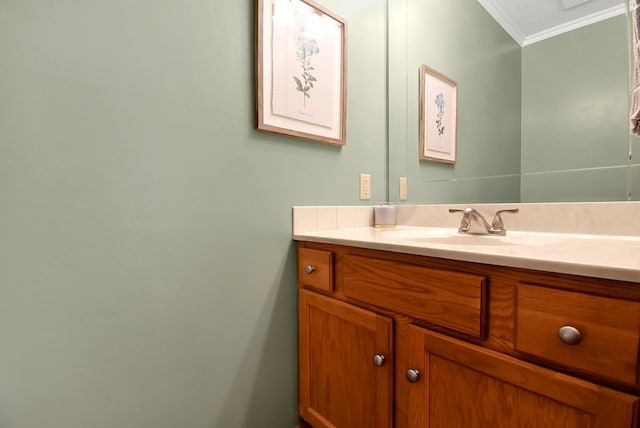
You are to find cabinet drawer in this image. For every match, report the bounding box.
[298,247,333,293]
[343,254,487,338]
[515,283,640,385]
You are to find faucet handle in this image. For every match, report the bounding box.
[448,208,470,232]
[448,207,475,215]
[491,208,519,230]
[449,208,488,234]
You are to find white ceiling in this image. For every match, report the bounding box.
[477,0,627,46]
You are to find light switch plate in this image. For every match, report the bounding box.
[359,174,371,200]
[399,177,408,200]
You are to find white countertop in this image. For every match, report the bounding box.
[293,226,640,283]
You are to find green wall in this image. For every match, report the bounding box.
[0,1,386,427]
[390,6,632,204]
[521,15,631,202]
[389,0,522,203]
[2,1,629,426]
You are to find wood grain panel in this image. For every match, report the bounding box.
[297,242,640,427]
[342,254,486,338]
[406,326,639,428]
[298,289,393,428]
[299,247,333,293]
[515,283,640,385]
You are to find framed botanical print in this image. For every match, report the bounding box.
[419,64,458,163]
[257,0,348,146]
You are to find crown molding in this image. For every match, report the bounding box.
[477,0,627,47]
[477,0,526,45]
[522,4,627,46]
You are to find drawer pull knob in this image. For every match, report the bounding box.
[372,354,385,367]
[304,265,315,275]
[558,325,582,345]
[406,368,420,383]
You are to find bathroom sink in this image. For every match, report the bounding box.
[382,227,558,247]
[409,234,522,246]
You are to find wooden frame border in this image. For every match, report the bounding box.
[419,64,458,163]
[256,0,348,146]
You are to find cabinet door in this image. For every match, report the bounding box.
[402,325,639,428]
[299,289,393,428]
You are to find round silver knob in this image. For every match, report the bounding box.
[372,354,385,367]
[406,368,420,383]
[558,325,582,345]
[304,265,315,275]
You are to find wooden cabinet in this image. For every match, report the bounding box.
[298,289,393,428]
[297,242,640,428]
[342,254,487,338]
[403,326,638,428]
[514,282,640,385]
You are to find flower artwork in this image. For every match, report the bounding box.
[293,32,319,108]
[257,0,347,145]
[419,64,457,163]
[434,93,445,136]
[269,4,337,129]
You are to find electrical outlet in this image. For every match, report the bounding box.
[359,174,371,200]
[399,177,408,200]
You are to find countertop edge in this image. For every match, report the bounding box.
[293,231,640,284]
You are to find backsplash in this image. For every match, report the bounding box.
[292,206,374,234]
[293,202,640,236]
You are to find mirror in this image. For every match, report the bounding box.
[388,0,637,203]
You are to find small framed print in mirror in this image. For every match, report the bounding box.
[256,0,348,146]
[419,64,458,163]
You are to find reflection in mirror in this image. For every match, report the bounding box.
[521,14,630,201]
[388,0,638,203]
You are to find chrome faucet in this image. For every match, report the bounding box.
[449,208,519,236]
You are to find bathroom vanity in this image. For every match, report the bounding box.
[293,204,640,428]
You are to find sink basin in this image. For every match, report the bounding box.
[408,234,522,246]
[381,228,559,247]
